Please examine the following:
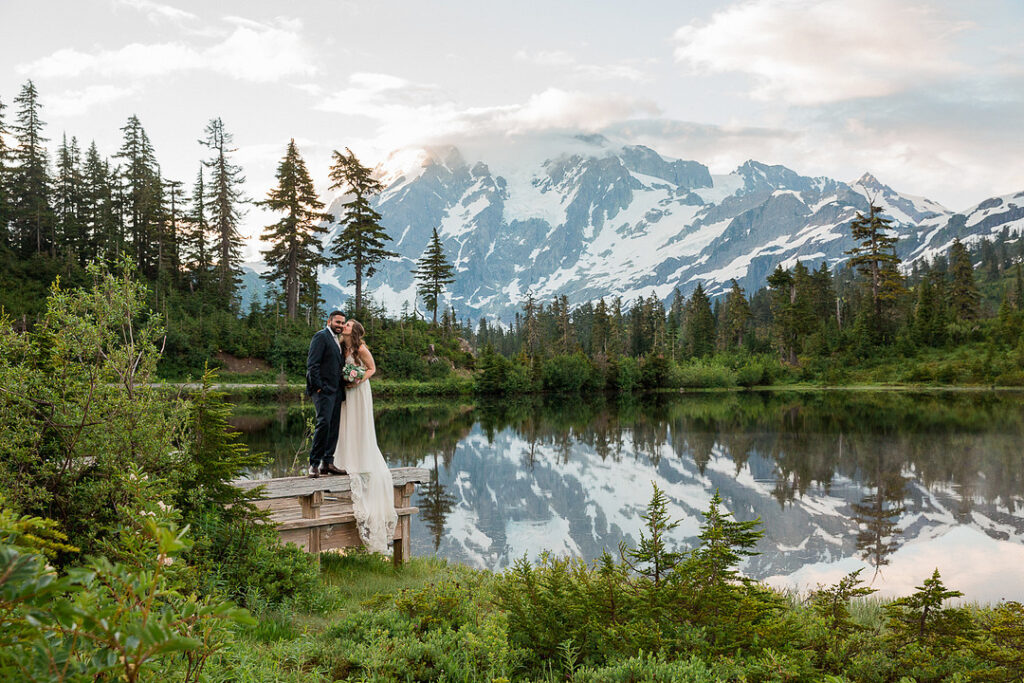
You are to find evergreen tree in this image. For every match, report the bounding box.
[181,167,212,293]
[412,227,456,325]
[683,283,715,358]
[719,279,750,349]
[1015,263,1024,311]
[521,292,540,357]
[608,296,625,356]
[10,80,54,256]
[692,490,763,588]
[667,288,685,359]
[258,140,332,321]
[948,238,980,321]
[81,142,116,262]
[621,483,681,586]
[811,262,837,323]
[591,297,609,356]
[555,294,572,353]
[846,203,902,323]
[115,115,163,277]
[200,117,247,308]
[327,147,397,313]
[53,134,86,264]
[767,265,797,363]
[162,178,184,286]
[913,272,948,347]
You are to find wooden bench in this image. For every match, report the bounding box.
[233,467,429,565]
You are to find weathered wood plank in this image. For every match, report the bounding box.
[232,467,429,499]
[276,506,418,531]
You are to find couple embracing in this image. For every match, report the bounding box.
[306,310,397,554]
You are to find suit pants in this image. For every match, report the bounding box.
[309,390,343,467]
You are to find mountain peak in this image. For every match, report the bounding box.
[855,172,885,189]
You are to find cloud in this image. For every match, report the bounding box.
[515,49,650,83]
[113,0,198,24]
[17,17,316,83]
[316,74,659,148]
[47,84,138,117]
[673,0,971,104]
[207,16,318,81]
[23,44,203,79]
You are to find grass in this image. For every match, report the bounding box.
[319,551,451,614]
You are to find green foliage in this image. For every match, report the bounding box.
[327,147,398,313]
[0,261,184,561]
[185,511,319,608]
[639,353,671,389]
[172,367,269,518]
[669,358,738,388]
[621,483,681,585]
[412,227,456,325]
[541,351,597,393]
[257,138,332,321]
[0,506,254,683]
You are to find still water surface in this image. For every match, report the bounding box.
[231,390,1024,602]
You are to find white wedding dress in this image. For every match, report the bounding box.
[332,354,397,554]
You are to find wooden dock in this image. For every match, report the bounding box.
[233,467,429,565]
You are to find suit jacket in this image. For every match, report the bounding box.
[306,327,345,397]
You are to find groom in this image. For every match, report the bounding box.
[305,310,348,478]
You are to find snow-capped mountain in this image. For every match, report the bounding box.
[316,133,1024,319]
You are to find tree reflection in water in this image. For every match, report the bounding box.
[231,390,1024,590]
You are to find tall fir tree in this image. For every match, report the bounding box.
[766,265,806,363]
[811,262,837,324]
[181,167,212,294]
[412,227,456,325]
[521,292,540,357]
[667,287,685,358]
[327,147,397,313]
[258,139,332,321]
[1014,262,1024,311]
[846,203,903,325]
[115,115,163,278]
[162,178,184,286]
[912,272,948,347]
[200,117,247,309]
[53,134,86,264]
[719,279,751,349]
[81,141,116,263]
[608,296,625,356]
[683,282,715,358]
[591,297,609,356]
[11,80,54,256]
[948,238,980,321]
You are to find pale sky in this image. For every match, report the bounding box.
[2,0,1022,259]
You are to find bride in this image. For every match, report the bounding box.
[331,319,397,554]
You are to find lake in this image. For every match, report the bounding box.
[230,390,1024,603]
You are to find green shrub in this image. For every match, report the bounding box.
[542,352,596,393]
[671,360,738,388]
[607,356,640,392]
[380,348,428,379]
[639,354,671,389]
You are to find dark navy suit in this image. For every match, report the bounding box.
[306,327,345,468]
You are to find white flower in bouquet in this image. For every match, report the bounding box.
[343,363,366,383]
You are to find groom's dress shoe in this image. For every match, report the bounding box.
[307,465,320,478]
[320,464,347,475]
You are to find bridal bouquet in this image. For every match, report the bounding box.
[343,363,366,383]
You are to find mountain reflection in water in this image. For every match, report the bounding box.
[231,391,1024,602]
